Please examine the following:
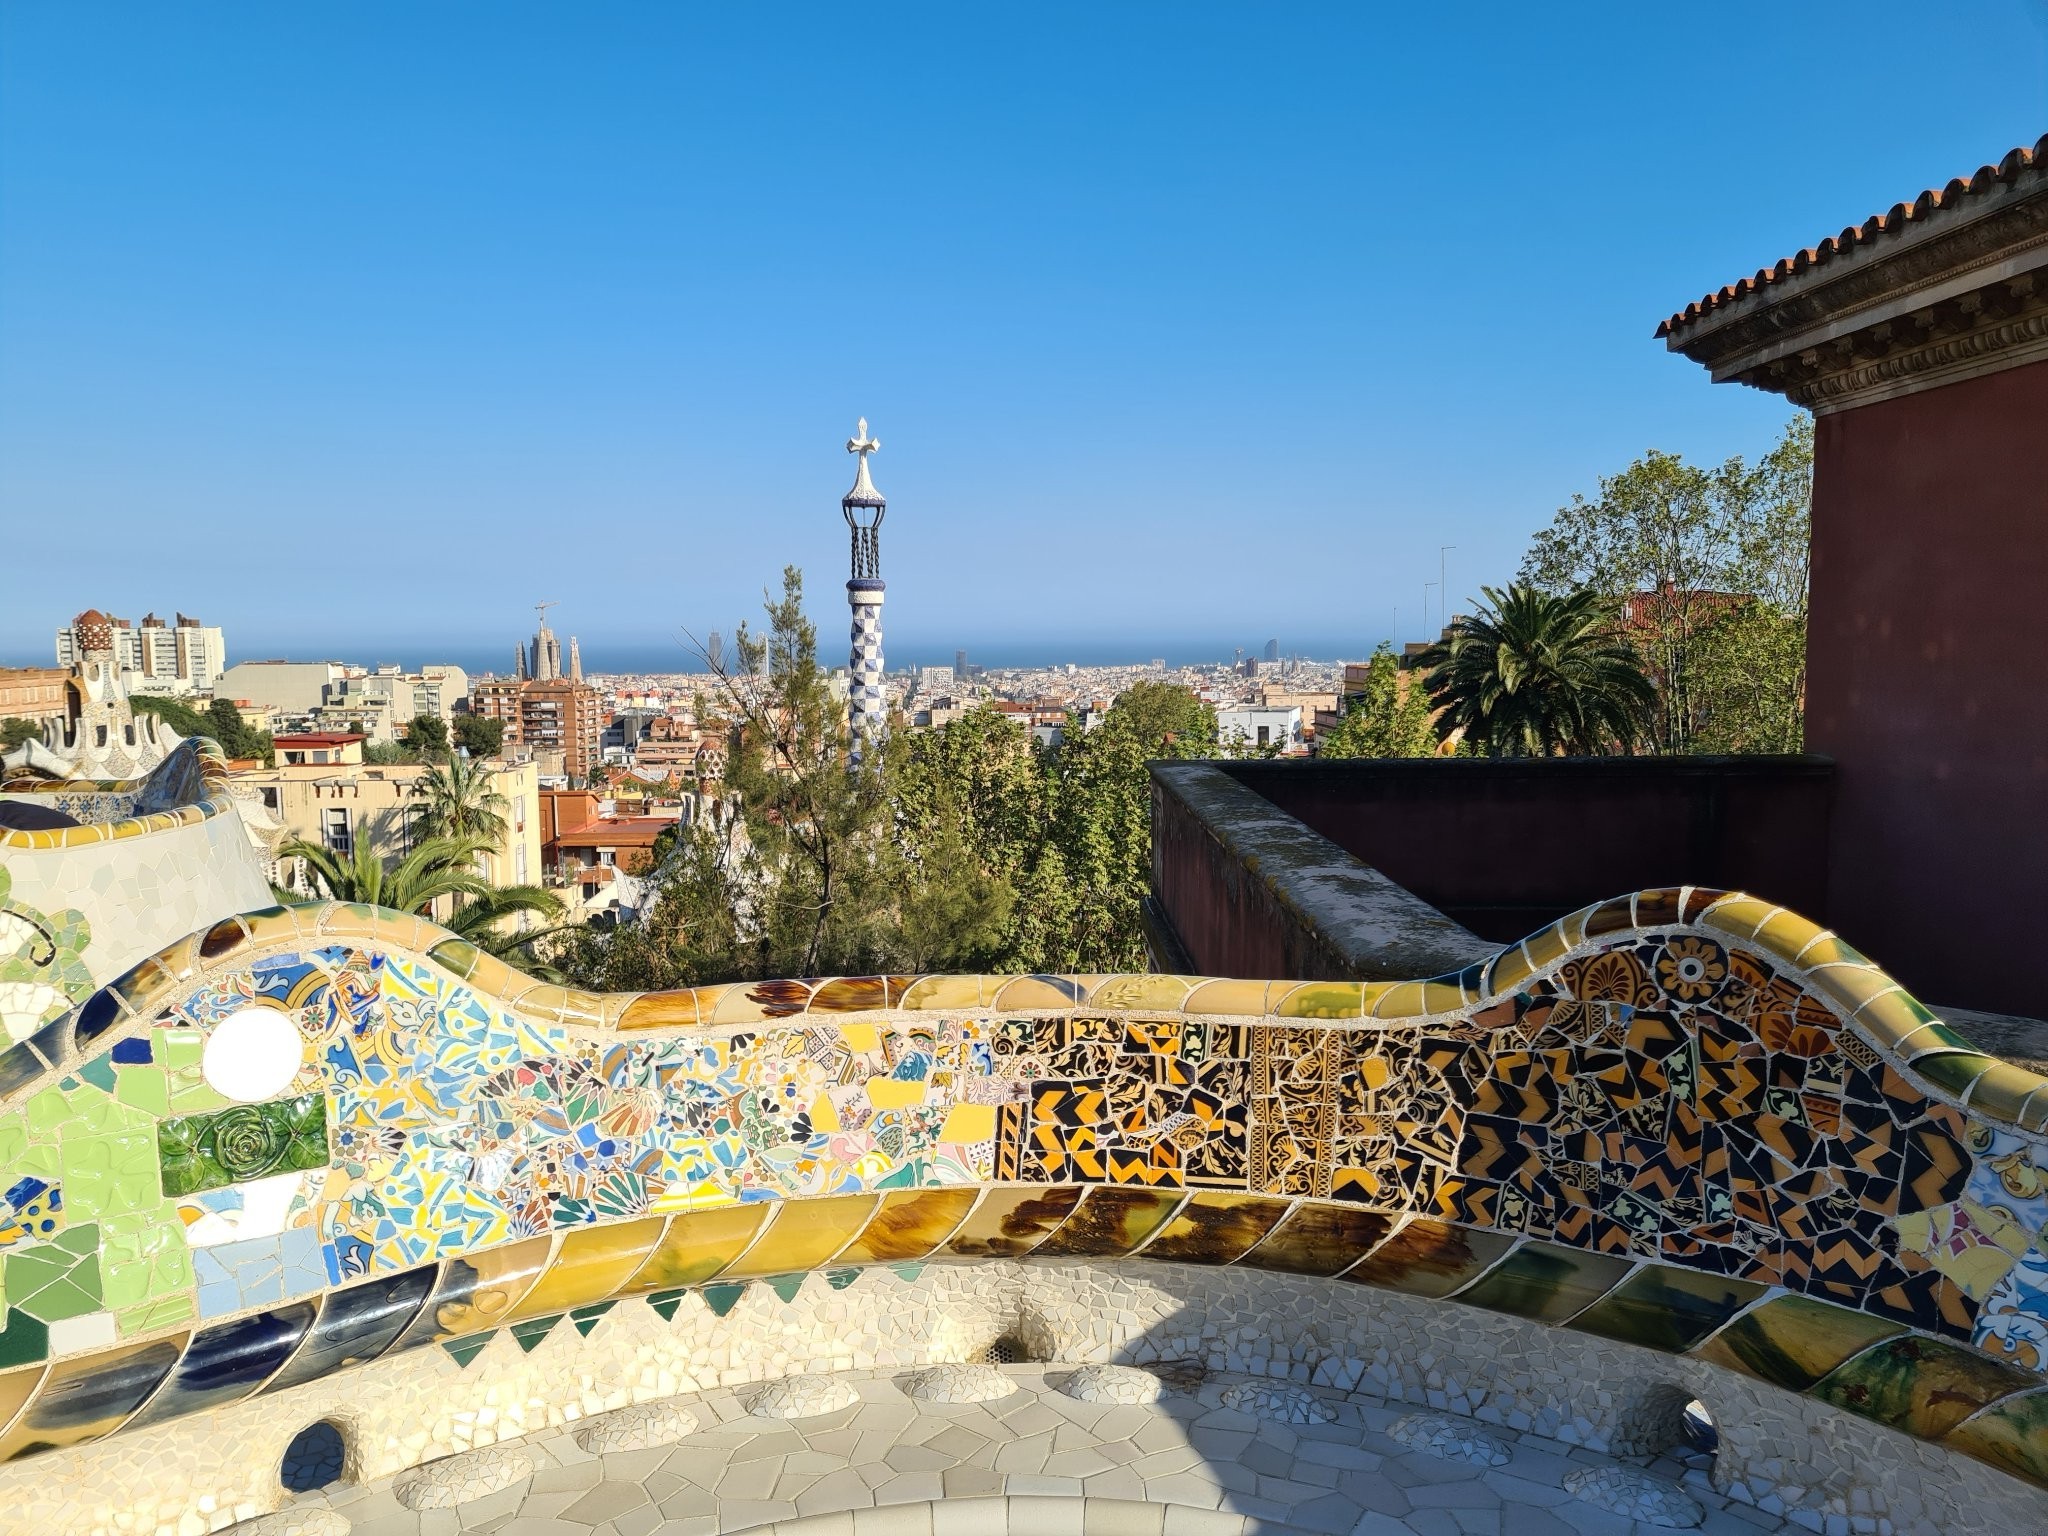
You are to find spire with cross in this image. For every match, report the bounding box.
[840,417,889,769]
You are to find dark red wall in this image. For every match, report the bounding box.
[1809,358,2048,1017]
[1211,758,1833,945]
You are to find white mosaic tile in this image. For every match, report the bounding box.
[1388,1411,1513,1466]
[1564,1464,1705,1528]
[1059,1366,1169,1405]
[904,1364,1019,1403]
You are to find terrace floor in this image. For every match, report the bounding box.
[300,1365,1785,1536]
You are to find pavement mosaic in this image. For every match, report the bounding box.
[293,1366,1779,1536]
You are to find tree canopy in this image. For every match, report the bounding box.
[1517,416,1812,752]
[1420,584,1657,757]
[1317,644,1437,759]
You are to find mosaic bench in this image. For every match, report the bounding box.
[0,887,2043,1500]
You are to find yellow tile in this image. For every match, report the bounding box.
[867,1076,926,1110]
[1968,1061,2048,1127]
[1809,964,1899,1017]
[945,1186,1083,1256]
[1554,906,1589,948]
[1857,991,1939,1051]
[618,992,699,1032]
[1486,945,1535,998]
[622,1204,769,1291]
[898,975,985,1011]
[1183,980,1275,1016]
[505,1216,668,1320]
[994,977,1084,1010]
[1793,930,1867,969]
[709,986,783,1025]
[1088,975,1195,1012]
[1418,981,1468,1016]
[839,1024,882,1053]
[1369,982,1428,1020]
[1698,895,1777,942]
[1273,982,1364,1020]
[834,1188,979,1264]
[939,1104,996,1143]
[1752,908,1823,968]
[721,1194,880,1279]
[1520,922,1572,974]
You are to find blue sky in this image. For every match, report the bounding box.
[3,4,2044,670]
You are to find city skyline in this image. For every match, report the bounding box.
[3,6,2044,663]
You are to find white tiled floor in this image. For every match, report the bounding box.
[300,1366,1785,1536]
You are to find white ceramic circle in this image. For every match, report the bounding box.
[202,1005,306,1102]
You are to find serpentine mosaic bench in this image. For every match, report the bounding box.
[0,886,2044,1502]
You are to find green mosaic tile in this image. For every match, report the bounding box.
[645,1289,686,1323]
[510,1314,561,1353]
[114,1067,171,1118]
[0,1306,48,1367]
[99,1209,193,1308]
[1813,1335,2038,1440]
[701,1282,747,1317]
[159,1031,204,1070]
[441,1332,494,1368]
[1944,1388,2048,1487]
[74,1056,117,1093]
[157,1095,328,1198]
[70,1089,153,1136]
[825,1267,860,1290]
[569,1301,615,1337]
[24,1088,69,1138]
[5,1224,102,1321]
[166,1065,228,1116]
[1570,1265,1766,1354]
[58,1130,160,1220]
[116,1291,195,1336]
[0,1124,24,1167]
[765,1274,804,1303]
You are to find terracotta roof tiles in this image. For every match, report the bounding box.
[1656,134,2048,338]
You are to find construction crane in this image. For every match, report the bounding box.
[535,599,559,627]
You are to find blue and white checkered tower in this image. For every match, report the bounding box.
[842,418,888,769]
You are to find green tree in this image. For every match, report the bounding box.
[1317,645,1437,759]
[1518,417,1811,752]
[129,695,211,740]
[1,718,40,751]
[1421,584,1656,757]
[401,714,450,760]
[280,834,493,912]
[451,712,505,757]
[415,754,510,845]
[1036,683,1219,972]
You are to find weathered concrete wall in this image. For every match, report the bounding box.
[1148,762,1493,981]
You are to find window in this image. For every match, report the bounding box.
[322,807,352,856]
[260,788,279,811]
[515,844,527,882]
[1257,725,1271,746]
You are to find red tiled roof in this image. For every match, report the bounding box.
[552,817,673,849]
[275,733,364,747]
[1657,134,2048,338]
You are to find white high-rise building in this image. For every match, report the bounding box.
[55,609,226,696]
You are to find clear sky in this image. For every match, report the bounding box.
[3,4,2044,671]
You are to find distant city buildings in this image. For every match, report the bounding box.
[54,608,225,696]
[473,675,604,783]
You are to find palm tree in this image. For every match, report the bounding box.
[415,754,510,845]
[442,881,576,979]
[280,834,492,912]
[1420,584,1655,757]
